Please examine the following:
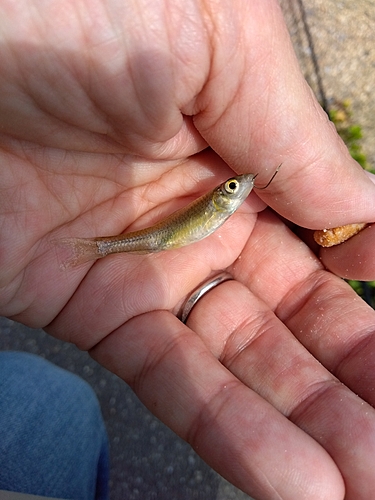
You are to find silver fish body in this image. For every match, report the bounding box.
[59,173,256,268]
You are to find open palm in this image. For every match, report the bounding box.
[2,1,375,499]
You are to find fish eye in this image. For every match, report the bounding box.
[224,179,239,194]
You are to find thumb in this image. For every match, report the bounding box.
[190,0,375,228]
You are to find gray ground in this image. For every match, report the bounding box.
[1,2,374,499]
[281,0,375,166]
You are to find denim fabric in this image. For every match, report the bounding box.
[0,352,109,500]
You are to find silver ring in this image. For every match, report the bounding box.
[179,272,233,324]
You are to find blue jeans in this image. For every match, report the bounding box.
[0,351,109,500]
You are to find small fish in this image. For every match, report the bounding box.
[58,173,265,268]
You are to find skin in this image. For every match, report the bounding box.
[1,0,375,498]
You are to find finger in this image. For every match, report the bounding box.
[232,209,324,312]
[186,278,375,498]
[318,224,375,279]
[190,0,375,227]
[234,211,375,405]
[233,205,375,473]
[90,311,344,500]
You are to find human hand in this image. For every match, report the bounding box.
[1,0,375,498]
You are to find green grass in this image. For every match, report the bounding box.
[329,99,374,172]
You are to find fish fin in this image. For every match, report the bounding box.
[55,237,101,269]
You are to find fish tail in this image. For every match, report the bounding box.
[56,237,102,269]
